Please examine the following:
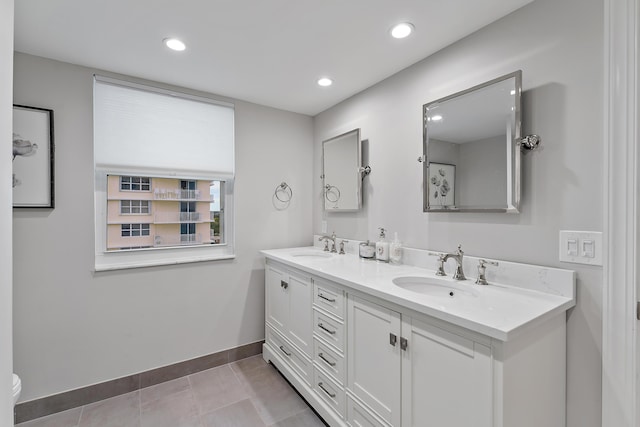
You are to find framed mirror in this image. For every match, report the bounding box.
[423,71,522,213]
[322,128,362,211]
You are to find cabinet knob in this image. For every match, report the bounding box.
[280,280,288,289]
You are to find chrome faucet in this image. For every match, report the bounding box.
[443,244,466,280]
[318,232,337,253]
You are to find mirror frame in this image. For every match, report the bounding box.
[422,70,522,213]
[322,128,362,212]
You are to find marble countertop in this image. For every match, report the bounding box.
[261,246,576,342]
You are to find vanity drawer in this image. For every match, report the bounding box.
[313,338,345,385]
[313,309,345,352]
[313,366,345,418]
[313,280,345,319]
[346,394,390,427]
[266,326,312,386]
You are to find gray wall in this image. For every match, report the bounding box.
[12,52,314,402]
[313,0,603,426]
[1,0,14,424]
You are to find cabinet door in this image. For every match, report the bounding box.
[347,295,401,426]
[287,271,312,356]
[265,263,288,336]
[401,316,492,427]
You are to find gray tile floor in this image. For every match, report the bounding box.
[17,355,327,427]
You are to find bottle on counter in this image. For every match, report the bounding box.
[389,232,402,265]
[376,227,389,262]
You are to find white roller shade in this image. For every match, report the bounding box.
[94,76,234,180]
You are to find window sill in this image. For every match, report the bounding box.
[94,253,235,272]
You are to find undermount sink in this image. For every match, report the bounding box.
[291,251,333,259]
[392,276,478,298]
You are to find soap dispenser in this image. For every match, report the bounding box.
[376,227,390,262]
[389,232,402,265]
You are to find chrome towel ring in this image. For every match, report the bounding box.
[275,182,293,203]
[324,184,341,203]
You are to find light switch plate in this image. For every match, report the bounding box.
[559,230,603,266]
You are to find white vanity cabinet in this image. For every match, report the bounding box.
[347,295,492,427]
[262,251,571,427]
[264,260,313,383]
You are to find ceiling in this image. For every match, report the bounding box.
[14,0,533,116]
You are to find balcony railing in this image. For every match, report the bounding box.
[153,234,205,247]
[153,188,210,201]
[154,212,202,223]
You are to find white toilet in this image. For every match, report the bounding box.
[12,374,21,405]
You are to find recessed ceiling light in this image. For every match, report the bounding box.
[317,77,333,87]
[390,22,414,39]
[163,38,186,52]
[510,90,516,95]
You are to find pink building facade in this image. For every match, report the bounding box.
[106,175,218,251]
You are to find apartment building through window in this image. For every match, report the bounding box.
[105,175,222,251]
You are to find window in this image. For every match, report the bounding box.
[121,223,150,237]
[120,200,150,214]
[120,176,150,191]
[94,76,235,270]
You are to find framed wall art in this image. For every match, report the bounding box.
[12,105,55,208]
[428,162,455,208]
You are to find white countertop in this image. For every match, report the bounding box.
[261,246,576,342]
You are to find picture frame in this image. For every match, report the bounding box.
[12,105,55,208]
[428,162,455,209]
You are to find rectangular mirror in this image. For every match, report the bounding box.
[322,128,362,211]
[423,71,522,213]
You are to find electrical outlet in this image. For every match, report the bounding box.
[321,221,328,234]
[559,230,602,266]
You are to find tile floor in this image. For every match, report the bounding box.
[16,355,327,427]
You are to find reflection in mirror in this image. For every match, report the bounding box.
[423,71,522,213]
[322,129,362,211]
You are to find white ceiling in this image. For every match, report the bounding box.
[14,0,533,116]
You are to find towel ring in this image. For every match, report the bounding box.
[324,184,341,203]
[275,182,293,203]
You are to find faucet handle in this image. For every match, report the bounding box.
[456,244,464,255]
[428,252,447,276]
[339,240,349,255]
[476,259,499,285]
[478,259,498,268]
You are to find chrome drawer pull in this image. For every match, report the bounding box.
[318,293,336,303]
[279,345,291,356]
[318,323,336,335]
[318,352,336,367]
[318,382,336,398]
